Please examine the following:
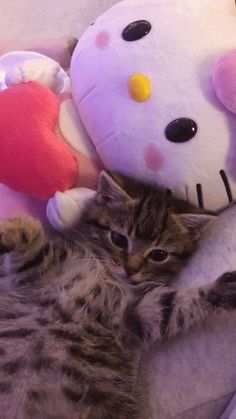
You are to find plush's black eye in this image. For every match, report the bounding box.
[148,249,168,262]
[111,231,128,249]
[165,118,198,143]
[122,20,152,42]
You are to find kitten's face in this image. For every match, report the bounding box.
[77,172,214,286]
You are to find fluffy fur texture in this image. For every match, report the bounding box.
[0,172,234,419]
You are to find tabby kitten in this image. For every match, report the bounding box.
[0,171,235,419]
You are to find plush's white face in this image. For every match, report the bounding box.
[71,0,236,211]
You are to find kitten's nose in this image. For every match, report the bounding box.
[125,256,141,276]
[126,266,138,276]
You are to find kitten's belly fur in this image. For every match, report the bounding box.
[0,258,142,419]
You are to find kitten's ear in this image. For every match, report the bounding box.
[97,171,131,205]
[178,213,216,230]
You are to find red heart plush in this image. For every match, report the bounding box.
[0,81,78,199]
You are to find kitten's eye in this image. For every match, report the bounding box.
[110,231,128,249]
[148,249,168,262]
[122,20,152,41]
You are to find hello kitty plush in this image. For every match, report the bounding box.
[68,0,236,213]
[48,1,236,418]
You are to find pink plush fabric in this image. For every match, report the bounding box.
[213,50,236,114]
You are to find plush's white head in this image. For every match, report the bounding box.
[71,0,236,211]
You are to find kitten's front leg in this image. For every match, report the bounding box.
[164,272,236,339]
[0,216,52,276]
[126,273,236,347]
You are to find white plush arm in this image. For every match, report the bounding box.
[5,58,65,93]
[0,51,69,93]
[47,188,96,231]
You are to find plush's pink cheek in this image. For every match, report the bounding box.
[213,50,236,114]
[95,31,111,49]
[144,143,164,172]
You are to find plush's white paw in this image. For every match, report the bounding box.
[0,69,6,91]
[47,188,96,232]
[6,58,64,93]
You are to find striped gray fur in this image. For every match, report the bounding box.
[0,171,234,419]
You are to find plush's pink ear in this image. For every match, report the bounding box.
[0,37,77,70]
[213,50,236,114]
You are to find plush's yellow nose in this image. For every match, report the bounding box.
[128,73,152,102]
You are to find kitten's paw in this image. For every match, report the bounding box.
[0,216,43,254]
[207,271,236,309]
